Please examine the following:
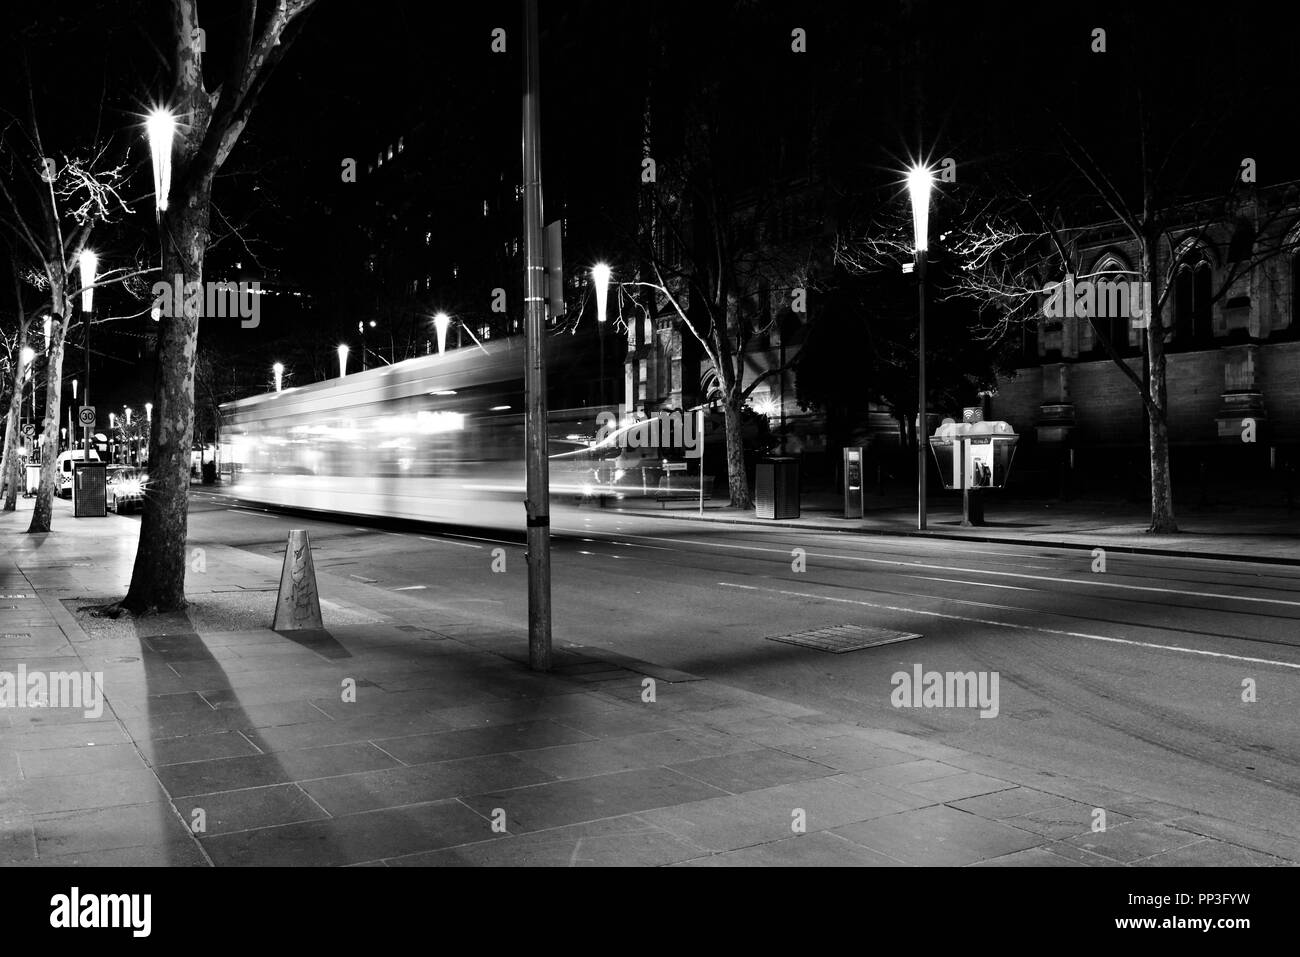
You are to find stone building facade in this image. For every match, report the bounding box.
[989,184,1300,487]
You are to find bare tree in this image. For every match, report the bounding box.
[0,259,35,509]
[117,0,318,615]
[0,81,136,532]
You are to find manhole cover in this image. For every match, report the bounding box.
[768,624,921,653]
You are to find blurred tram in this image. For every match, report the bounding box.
[218,336,712,530]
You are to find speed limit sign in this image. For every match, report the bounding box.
[78,406,96,427]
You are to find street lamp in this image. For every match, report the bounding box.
[592,263,611,324]
[907,163,934,531]
[145,401,152,423]
[272,362,284,393]
[20,347,35,440]
[337,344,349,378]
[145,108,176,217]
[78,249,97,455]
[592,263,612,412]
[78,249,97,313]
[433,312,451,354]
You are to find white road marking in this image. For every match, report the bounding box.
[393,585,427,591]
[616,533,1300,608]
[901,575,1037,592]
[718,582,1300,671]
[420,536,483,549]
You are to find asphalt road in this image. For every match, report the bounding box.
[182,489,1300,841]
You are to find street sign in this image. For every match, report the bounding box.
[664,462,688,472]
[22,424,35,436]
[78,406,95,427]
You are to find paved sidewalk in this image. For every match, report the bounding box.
[617,491,1300,564]
[1,497,1295,866]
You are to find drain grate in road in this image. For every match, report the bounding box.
[768,624,921,654]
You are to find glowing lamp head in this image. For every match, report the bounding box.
[145,402,152,420]
[906,165,934,254]
[272,362,284,392]
[433,312,451,353]
[20,346,35,368]
[337,344,349,377]
[145,109,177,214]
[592,263,612,324]
[78,249,98,312]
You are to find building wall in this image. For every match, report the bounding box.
[995,342,1300,450]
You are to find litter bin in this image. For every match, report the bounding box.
[72,461,107,517]
[755,457,800,519]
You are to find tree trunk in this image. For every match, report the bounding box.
[27,309,69,533]
[2,326,32,511]
[721,394,751,508]
[1143,241,1177,533]
[0,403,15,505]
[121,193,210,613]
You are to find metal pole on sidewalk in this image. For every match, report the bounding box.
[698,406,704,516]
[83,305,91,456]
[521,0,552,671]
[917,250,927,530]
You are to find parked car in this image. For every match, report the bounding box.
[106,466,147,514]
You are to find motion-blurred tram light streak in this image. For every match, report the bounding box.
[219,338,705,529]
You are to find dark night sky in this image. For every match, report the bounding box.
[3,0,1298,418]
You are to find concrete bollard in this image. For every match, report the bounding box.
[272,529,324,631]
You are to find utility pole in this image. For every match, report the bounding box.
[521,0,552,671]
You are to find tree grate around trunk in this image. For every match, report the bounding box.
[767,624,921,653]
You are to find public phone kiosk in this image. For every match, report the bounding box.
[928,418,1019,526]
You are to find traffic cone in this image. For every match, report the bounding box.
[272,529,324,630]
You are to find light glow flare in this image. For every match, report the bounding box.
[433,312,451,354]
[907,165,934,253]
[909,164,930,254]
[78,250,98,312]
[146,109,177,215]
[592,263,611,324]
[337,344,349,378]
[273,362,284,393]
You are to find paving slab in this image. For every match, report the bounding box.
[832,805,1044,866]
[463,765,730,833]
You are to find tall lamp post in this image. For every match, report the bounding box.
[592,263,611,411]
[20,347,35,458]
[70,379,77,452]
[78,249,97,456]
[907,165,933,531]
[144,402,152,467]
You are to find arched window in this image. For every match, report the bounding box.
[1290,248,1300,330]
[1090,257,1131,355]
[1193,262,1212,340]
[1174,256,1213,344]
